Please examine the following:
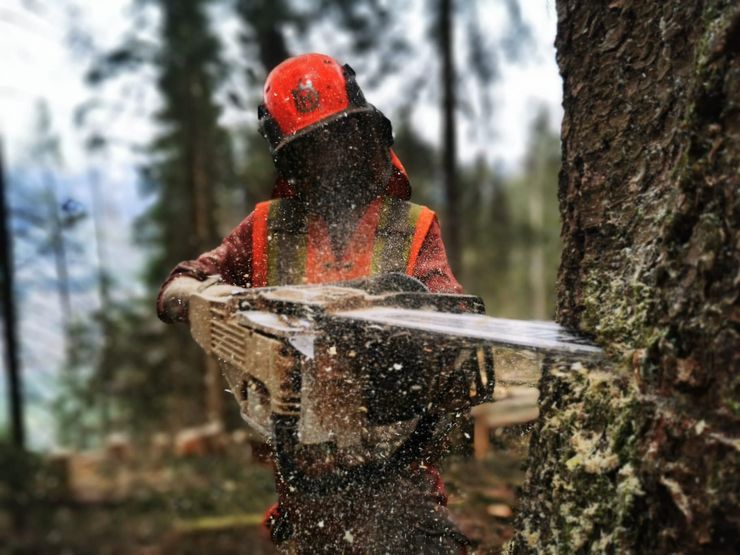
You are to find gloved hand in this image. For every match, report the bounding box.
[160,275,239,323]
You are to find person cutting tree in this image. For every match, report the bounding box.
[157,53,472,553]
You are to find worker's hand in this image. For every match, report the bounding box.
[160,277,200,323]
[161,275,238,323]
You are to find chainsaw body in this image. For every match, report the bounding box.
[189,279,494,472]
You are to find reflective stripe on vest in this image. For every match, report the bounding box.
[251,197,435,287]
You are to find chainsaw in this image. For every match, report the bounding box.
[188,273,601,491]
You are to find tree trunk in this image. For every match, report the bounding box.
[0,139,25,451]
[439,0,461,276]
[236,0,291,73]
[188,98,223,427]
[508,1,739,552]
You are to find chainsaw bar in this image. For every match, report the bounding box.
[328,307,603,361]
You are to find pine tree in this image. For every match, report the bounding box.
[81,0,235,435]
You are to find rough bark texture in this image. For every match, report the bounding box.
[508,1,739,553]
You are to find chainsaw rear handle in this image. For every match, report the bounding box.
[271,411,442,496]
[270,343,494,495]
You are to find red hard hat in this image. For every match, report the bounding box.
[259,53,385,153]
[260,53,411,200]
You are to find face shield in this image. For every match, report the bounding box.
[275,111,393,211]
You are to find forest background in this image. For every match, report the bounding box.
[1,0,563,450]
[8,2,731,553]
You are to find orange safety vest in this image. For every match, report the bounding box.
[252,196,436,287]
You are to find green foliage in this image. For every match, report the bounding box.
[392,118,441,207]
[462,109,561,318]
[232,129,276,218]
[54,319,103,448]
[394,107,561,319]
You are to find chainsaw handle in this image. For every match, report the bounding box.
[271,410,441,496]
[271,344,495,495]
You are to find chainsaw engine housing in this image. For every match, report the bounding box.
[188,280,494,471]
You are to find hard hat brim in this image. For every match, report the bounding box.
[271,105,380,154]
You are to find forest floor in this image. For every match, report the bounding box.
[1,429,529,555]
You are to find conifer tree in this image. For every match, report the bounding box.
[82,0,235,434]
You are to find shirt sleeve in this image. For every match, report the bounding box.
[156,212,255,321]
[411,217,463,294]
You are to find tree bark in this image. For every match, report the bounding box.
[508,1,739,552]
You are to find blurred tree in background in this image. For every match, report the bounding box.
[7,102,94,447]
[70,0,237,439]
[471,109,560,319]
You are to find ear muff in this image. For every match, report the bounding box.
[343,64,367,107]
[258,103,284,152]
[373,108,393,147]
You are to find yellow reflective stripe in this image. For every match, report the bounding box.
[370,197,395,275]
[266,201,280,285]
[371,198,425,276]
[404,203,424,267]
[265,200,308,286]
